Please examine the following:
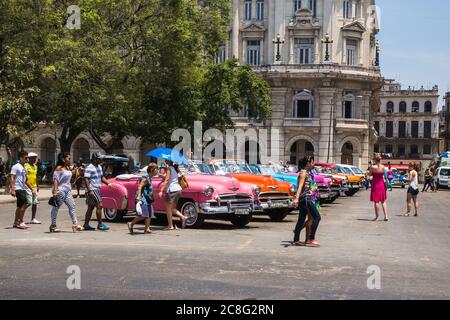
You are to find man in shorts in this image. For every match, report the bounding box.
[83,152,112,231]
[10,151,34,229]
[25,152,41,224]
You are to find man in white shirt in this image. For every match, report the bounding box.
[10,151,35,229]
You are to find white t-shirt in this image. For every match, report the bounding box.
[167,166,182,193]
[10,163,28,191]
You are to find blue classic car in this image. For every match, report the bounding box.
[250,164,336,203]
[391,169,408,188]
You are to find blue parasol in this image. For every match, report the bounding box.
[146,147,189,165]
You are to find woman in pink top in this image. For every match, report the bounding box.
[369,154,389,221]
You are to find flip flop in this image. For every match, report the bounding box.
[163,227,176,231]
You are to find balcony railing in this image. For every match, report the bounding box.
[284,118,321,127]
[335,118,369,131]
[251,64,381,77]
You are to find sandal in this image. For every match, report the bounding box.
[292,241,305,247]
[72,224,84,233]
[17,223,29,230]
[306,240,321,247]
[127,222,134,234]
[163,227,176,231]
[144,228,152,234]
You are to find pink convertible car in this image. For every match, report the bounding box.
[100,163,261,228]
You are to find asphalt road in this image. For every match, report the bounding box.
[0,188,449,300]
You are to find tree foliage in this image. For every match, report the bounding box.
[0,0,272,155]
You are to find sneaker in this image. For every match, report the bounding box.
[83,224,96,231]
[30,219,41,224]
[97,223,110,231]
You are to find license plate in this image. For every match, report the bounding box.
[271,201,286,208]
[235,209,250,215]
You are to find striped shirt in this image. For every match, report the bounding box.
[84,164,103,191]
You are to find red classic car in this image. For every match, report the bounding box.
[100,163,261,228]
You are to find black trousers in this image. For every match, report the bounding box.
[293,197,321,242]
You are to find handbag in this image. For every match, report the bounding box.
[178,175,189,189]
[48,196,58,207]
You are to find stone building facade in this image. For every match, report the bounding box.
[374,80,441,166]
[444,92,450,151]
[227,0,383,168]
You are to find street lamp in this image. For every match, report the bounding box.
[272,33,285,62]
[321,33,333,62]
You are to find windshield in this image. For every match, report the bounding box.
[185,162,212,174]
[258,165,281,175]
[440,169,450,176]
[211,160,253,174]
[338,167,353,175]
[352,167,364,175]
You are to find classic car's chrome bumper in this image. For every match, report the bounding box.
[348,183,362,190]
[198,202,254,215]
[318,191,331,200]
[257,198,293,211]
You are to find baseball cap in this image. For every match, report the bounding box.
[27,152,38,158]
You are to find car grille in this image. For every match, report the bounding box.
[259,192,290,202]
[209,194,253,208]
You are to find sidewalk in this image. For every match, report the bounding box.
[0,187,78,205]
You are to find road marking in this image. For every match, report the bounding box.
[13,237,59,241]
[237,239,253,250]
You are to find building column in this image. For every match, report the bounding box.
[318,88,337,163]
[232,0,240,60]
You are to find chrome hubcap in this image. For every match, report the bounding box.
[183,204,197,226]
[105,209,117,219]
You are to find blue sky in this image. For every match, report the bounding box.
[377,0,450,107]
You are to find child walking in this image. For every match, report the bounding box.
[128,163,158,234]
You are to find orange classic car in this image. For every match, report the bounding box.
[206,159,295,222]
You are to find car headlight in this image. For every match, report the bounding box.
[290,184,296,193]
[253,186,261,196]
[204,186,214,197]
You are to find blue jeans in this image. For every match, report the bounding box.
[293,197,321,242]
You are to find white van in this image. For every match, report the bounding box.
[435,167,450,189]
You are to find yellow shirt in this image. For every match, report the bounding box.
[25,163,38,190]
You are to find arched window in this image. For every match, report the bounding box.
[399,101,407,113]
[293,90,314,118]
[412,101,419,113]
[342,93,355,119]
[424,101,432,113]
[386,101,394,113]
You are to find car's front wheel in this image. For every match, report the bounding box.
[103,208,126,222]
[345,190,358,197]
[229,214,253,228]
[266,209,289,222]
[180,201,205,228]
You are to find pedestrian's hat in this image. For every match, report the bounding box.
[27,152,38,158]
